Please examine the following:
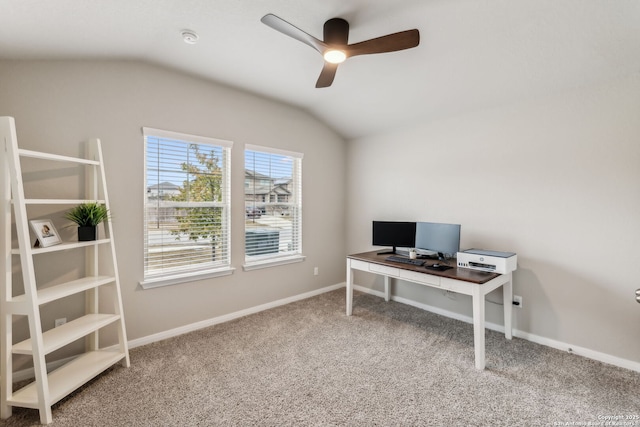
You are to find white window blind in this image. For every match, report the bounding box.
[244,144,303,267]
[143,128,233,286]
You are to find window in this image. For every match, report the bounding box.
[142,128,233,288]
[244,144,304,270]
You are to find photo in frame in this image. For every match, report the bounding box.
[29,219,62,248]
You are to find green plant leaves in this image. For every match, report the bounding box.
[64,202,109,227]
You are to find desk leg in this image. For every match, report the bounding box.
[384,276,391,302]
[346,259,353,316]
[472,286,486,370]
[502,273,513,340]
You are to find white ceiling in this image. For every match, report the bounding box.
[1,0,639,139]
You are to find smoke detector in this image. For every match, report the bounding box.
[181,30,199,44]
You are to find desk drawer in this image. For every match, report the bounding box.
[441,277,471,294]
[369,263,400,277]
[349,259,370,272]
[399,269,440,287]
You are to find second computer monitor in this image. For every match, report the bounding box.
[372,221,416,254]
[415,222,461,259]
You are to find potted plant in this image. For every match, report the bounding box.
[64,202,110,241]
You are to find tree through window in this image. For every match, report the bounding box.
[142,128,232,287]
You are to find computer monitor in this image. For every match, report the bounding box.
[372,221,416,255]
[415,222,461,259]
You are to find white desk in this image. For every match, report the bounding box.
[346,251,513,370]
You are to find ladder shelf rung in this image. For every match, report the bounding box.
[13,313,121,355]
[18,148,100,165]
[11,276,116,306]
[8,349,126,409]
[23,199,106,205]
[11,239,112,255]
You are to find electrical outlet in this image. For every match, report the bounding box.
[313,267,319,276]
[513,295,523,308]
[54,318,67,328]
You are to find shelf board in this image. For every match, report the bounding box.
[12,276,115,306]
[23,199,106,205]
[18,148,99,166]
[8,349,126,409]
[13,314,121,355]
[11,239,111,255]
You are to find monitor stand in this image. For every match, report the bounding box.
[378,246,396,255]
[377,247,397,255]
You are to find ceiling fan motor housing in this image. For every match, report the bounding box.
[324,18,349,46]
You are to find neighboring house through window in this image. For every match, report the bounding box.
[244,144,304,270]
[142,127,233,288]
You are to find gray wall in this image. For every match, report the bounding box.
[2,59,639,370]
[0,60,347,351]
[346,74,640,365]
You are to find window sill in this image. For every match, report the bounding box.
[140,266,235,289]
[242,255,306,271]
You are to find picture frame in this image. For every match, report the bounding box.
[29,219,62,248]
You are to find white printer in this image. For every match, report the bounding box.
[457,249,517,274]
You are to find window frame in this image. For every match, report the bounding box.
[243,144,305,271]
[141,127,234,289]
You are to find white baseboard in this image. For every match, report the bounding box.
[353,284,640,373]
[512,329,640,373]
[6,281,637,384]
[3,283,345,384]
[128,282,345,349]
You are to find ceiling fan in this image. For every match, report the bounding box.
[261,14,420,88]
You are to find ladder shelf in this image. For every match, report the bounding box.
[18,148,100,165]
[1,116,130,424]
[10,275,116,306]
[11,239,112,255]
[13,314,121,355]
[8,350,126,409]
[22,199,107,205]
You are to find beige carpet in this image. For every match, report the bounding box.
[3,289,639,426]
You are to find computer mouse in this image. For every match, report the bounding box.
[432,264,440,268]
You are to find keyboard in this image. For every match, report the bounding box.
[385,255,424,266]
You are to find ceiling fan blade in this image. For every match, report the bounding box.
[261,14,327,54]
[316,62,339,88]
[346,29,420,58]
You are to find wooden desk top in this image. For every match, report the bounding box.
[348,250,501,284]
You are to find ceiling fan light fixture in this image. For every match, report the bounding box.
[181,30,199,44]
[323,49,346,64]
[261,14,420,87]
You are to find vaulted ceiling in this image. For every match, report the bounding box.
[1,0,639,139]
